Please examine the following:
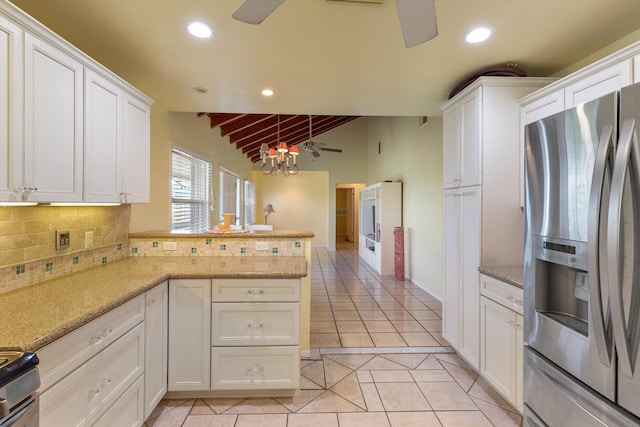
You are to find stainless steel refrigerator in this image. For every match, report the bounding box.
[524,82,640,426]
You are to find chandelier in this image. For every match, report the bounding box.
[259,115,299,176]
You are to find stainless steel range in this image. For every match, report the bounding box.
[0,351,39,427]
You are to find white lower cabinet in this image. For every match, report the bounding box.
[93,375,144,427]
[144,281,168,420]
[479,274,524,412]
[168,279,211,391]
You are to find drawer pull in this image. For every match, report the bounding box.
[101,378,112,388]
[147,298,156,306]
[246,366,264,375]
[248,289,265,295]
[247,321,264,328]
[89,388,100,399]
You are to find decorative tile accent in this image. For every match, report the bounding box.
[45,262,53,272]
[152,242,159,248]
[206,238,212,245]
[16,264,25,275]
[72,256,79,265]
[191,247,197,253]
[240,247,247,254]
[131,247,138,254]
[101,257,107,264]
[272,247,279,254]
[220,244,227,251]
[117,244,122,251]
[295,241,302,248]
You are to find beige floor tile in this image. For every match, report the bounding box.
[430,332,451,346]
[333,311,361,321]
[391,320,426,332]
[359,310,388,320]
[418,382,478,411]
[223,398,290,414]
[330,372,366,409]
[300,375,324,390]
[182,414,237,427]
[331,302,357,311]
[435,410,492,427]
[386,411,442,427]
[336,320,367,333]
[323,358,354,388]
[310,333,341,348]
[198,398,244,414]
[434,354,473,371]
[383,310,414,320]
[370,332,407,347]
[400,332,439,346]
[312,303,332,311]
[357,370,374,383]
[407,310,441,320]
[419,320,442,332]
[365,320,397,333]
[410,369,454,382]
[469,377,517,412]
[287,413,339,427]
[235,414,287,427]
[472,397,523,427]
[425,301,442,310]
[415,354,446,370]
[310,321,337,333]
[339,332,374,347]
[324,354,375,370]
[379,354,428,369]
[440,360,478,392]
[301,360,326,388]
[297,390,365,413]
[275,389,325,412]
[190,399,216,415]
[338,412,391,427]
[376,382,431,411]
[310,311,334,321]
[145,399,194,426]
[359,356,408,371]
[371,370,414,383]
[360,383,385,412]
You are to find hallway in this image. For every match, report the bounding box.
[145,244,522,426]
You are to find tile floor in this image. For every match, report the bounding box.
[145,243,523,426]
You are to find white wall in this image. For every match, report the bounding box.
[367,116,444,298]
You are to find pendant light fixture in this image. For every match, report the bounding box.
[259,115,299,176]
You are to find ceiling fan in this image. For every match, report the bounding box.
[232,0,437,48]
[299,115,343,158]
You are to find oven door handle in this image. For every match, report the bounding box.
[588,124,614,366]
[607,118,636,378]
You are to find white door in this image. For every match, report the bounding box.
[24,33,83,202]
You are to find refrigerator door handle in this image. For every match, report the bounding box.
[588,124,613,366]
[607,118,636,378]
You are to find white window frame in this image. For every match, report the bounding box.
[244,179,256,225]
[170,146,212,232]
[219,167,241,226]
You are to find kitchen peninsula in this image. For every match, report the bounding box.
[0,229,313,425]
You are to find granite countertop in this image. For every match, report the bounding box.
[0,256,307,352]
[129,230,315,239]
[478,265,524,288]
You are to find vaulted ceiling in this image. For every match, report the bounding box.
[199,113,359,162]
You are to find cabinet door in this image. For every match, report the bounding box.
[442,189,460,348]
[168,279,211,391]
[480,296,518,406]
[458,186,481,369]
[0,15,22,201]
[459,89,481,188]
[442,106,460,189]
[85,69,122,203]
[24,33,83,202]
[122,94,150,203]
[515,312,524,412]
[144,282,168,420]
[564,60,632,107]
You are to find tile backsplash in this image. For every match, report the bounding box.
[0,205,130,293]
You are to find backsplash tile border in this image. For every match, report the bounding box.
[128,237,304,257]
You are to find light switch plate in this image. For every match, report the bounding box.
[84,231,93,249]
[56,230,70,250]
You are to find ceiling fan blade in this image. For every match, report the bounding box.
[232,0,285,24]
[311,148,321,158]
[395,0,438,48]
[320,147,343,153]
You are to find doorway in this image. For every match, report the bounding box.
[335,183,365,245]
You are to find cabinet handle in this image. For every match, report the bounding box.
[101,378,111,388]
[248,289,265,295]
[247,321,264,328]
[89,388,100,399]
[103,328,113,338]
[246,366,264,375]
[147,298,156,306]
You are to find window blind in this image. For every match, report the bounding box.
[244,180,255,225]
[171,148,212,232]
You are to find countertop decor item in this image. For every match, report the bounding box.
[216,213,234,231]
[263,204,275,224]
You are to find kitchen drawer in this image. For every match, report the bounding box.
[40,322,145,426]
[93,374,144,427]
[212,302,300,346]
[212,278,300,302]
[480,274,523,315]
[38,294,145,392]
[211,346,300,390]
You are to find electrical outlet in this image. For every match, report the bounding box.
[56,230,70,250]
[84,231,93,249]
[255,242,269,251]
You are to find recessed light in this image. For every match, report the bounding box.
[193,87,209,94]
[465,26,493,44]
[188,21,213,39]
[262,89,274,97]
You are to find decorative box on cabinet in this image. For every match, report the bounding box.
[210,278,301,394]
[358,181,402,275]
[441,77,552,370]
[479,274,523,412]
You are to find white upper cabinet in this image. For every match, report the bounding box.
[23,32,84,202]
[442,89,481,189]
[0,2,153,203]
[0,14,22,201]
[564,60,632,108]
[85,69,123,202]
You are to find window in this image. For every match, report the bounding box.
[244,180,255,225]
[219,169,240,225]
[171,147,212,232]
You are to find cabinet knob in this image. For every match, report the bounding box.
[246,366,264,375]
[248,289,265,295]
[247,321,264,328]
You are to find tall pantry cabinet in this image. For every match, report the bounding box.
[441,77,554,369]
